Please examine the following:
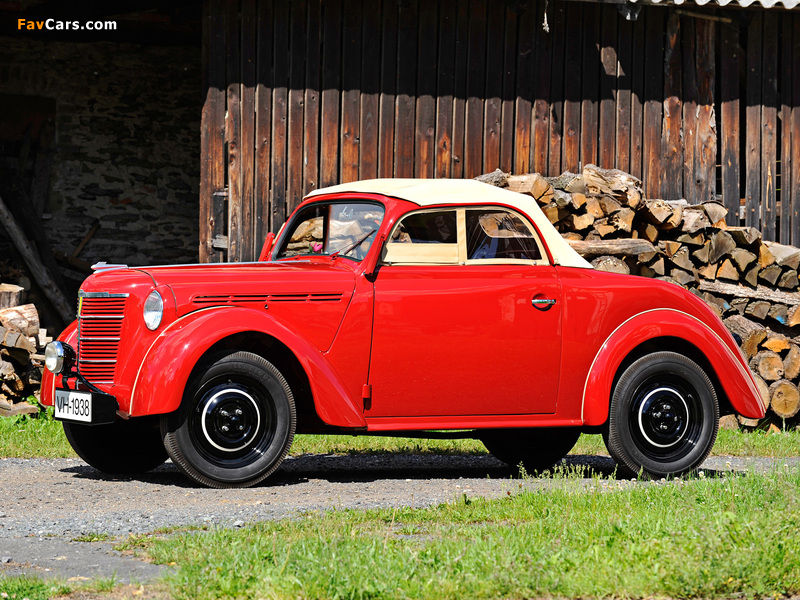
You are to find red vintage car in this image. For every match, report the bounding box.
[41,179,765,487]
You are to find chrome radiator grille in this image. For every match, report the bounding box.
[77,292,129,384]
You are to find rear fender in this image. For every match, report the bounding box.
[130,307,365,427]
[582,309,765,426]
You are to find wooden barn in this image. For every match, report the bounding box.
[199,0,800,263]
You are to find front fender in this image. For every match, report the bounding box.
[40,320,79,407]
[129,307,366,428]
[582,309,765,426]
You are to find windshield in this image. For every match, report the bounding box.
[275,201,385,261]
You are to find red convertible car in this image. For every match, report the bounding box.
[41,179,765,487]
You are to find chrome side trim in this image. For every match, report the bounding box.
[79,290,130,298]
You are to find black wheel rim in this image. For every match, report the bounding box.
[628,375,703,462]
[189,376,277,468]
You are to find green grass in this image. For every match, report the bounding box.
[71,531,114,543]
[0,575,71,600]
[2,414,799,460]
[288,434,488,456]
[713,427,800,457]
[0,413,75,458]
[137,466,800,600]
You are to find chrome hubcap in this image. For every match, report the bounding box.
[199,385,262,453]
[636,387,689,449]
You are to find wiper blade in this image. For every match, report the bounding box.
[331,229,376,259]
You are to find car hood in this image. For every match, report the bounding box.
[84,259,358,318]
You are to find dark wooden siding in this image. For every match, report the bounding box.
[200,0,800,262]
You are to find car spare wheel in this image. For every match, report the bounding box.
[481,427,581,474]
[604,351,719,479]
[161,351,296,488]
[64,415,168,474]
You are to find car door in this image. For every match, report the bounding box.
[367,206,563,418]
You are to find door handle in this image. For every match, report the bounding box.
[531,298,557,311]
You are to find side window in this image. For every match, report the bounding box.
[465,209,542,261]
[383,210,459,265]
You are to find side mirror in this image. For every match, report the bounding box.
[258,233,275,261]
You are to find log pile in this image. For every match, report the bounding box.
[0,283,50,418]
[478,166,800,430]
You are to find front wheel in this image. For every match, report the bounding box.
[161,351,296,488]
[64,416,168,474]
[604,351,719,478]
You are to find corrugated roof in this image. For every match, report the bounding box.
[631,0,799,8]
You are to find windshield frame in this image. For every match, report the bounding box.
[272,199,386,262]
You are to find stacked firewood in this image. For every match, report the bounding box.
[0,283,50,417]
[478,165,800,430]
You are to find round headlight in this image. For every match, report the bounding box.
[143,290,164,330]
[44,341,65,374]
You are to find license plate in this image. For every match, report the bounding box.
[54,390,92,423]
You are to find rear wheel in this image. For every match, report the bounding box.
[161,351,296,488]
[604,351,719,478]
[64,416,167,474]
[481,427,581,473]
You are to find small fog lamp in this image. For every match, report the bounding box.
[45,341,74,374]
[143,290,164,330]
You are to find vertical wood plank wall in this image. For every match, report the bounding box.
[200,0,800,262]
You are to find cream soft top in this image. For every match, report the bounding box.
[306,178,592,269]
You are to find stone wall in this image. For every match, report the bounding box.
[0,36,201,272]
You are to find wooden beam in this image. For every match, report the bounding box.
[320,0,342,186]
[695,19,716,204]
[568,238,657,257]
[745,13,763,229]
[663,11,682,201]
[378,0,398,178]
[533,0,554,174]
[720,18,741,226]
[341,0,361,182]
[580,3,601,170]
[199,0,225,262]
[303,0,321,193]
[761,13,779,241]
[254,0,273,240]
[394,0,418,178]
[561,3,581,173]
[416,0,438,178]
[548,3,566,176]
[780,15,794,244]
[239,0,256,260]
[464,0,486,178]
[699,280,800,306]
[359,0,380,180]
[224,0,241,262]
[287,0,308,209]
[598,5,617,170]
[642,7,664,198]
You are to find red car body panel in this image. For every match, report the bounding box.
[128,307,366,427]
[41,185,766,434]
[367,264,563,417]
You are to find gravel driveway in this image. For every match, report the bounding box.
[1,453,797,584]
